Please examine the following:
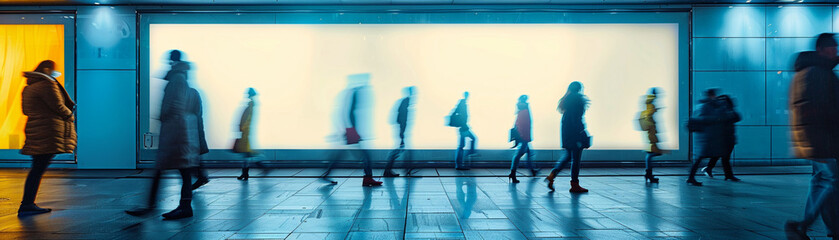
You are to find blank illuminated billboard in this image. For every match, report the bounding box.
[149,24,679,150]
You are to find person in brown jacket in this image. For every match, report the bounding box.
[785,33,839,240]
[18,60,76,216]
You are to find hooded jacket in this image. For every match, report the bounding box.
[20,71,76,155]
[789,51,839,159]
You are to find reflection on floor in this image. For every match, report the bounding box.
[0,167,827,240]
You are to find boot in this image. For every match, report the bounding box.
[362,176,383,187]
[686,178,703,186]
[545,172,557,192]
[237,168,249,181]
[569,180,589,193]
[125,206,153,216]
[508,172,520,183]
[383,170,400,177]
[18,204,51,217]
[162,206,193,220]
[724,176,741,182]
[163,200,193,220]
[645,169,659,183]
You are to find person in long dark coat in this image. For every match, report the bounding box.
[700,94,741,181]
[545,82,590,193]
[686,88,737,186]
[785,33,839,240]
[18,60,76,216]
[384,86,415,177]
[126,50,199,220]
[509,95,537,184]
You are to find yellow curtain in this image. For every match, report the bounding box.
[0,25,65,149]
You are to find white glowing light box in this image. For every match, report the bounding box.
[149,24,679,150]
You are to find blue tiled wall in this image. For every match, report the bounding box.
[693,5,833,166]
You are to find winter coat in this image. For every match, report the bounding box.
[640,94,662,154]
[237,99,255,154]
[20,71,76,155]
[691,98,737,157]
[790,51,839,159]
[156,61,200,169]
[559,93,588,149]
[193,88,208,155]
[515,108,532,143]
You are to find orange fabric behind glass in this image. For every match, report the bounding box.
[0,25,65,149]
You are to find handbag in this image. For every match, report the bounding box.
[509,127,519,142]
[345,127,361,144]
[580,133,592,149]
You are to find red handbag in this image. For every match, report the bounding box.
[345,128,361,144]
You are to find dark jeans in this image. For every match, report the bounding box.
[398,123,407,147]
[385,123,411,171]
[145,168,193,208]
[455,128,476,168]
[551,148,583,182]
[324,148,373,177]
[705,148,735,178]
[688,156,719,180]
[798,159,839,234]
[21,154,54,205]
[510,142,534,172]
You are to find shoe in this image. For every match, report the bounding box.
[455,167,471,170]
[702,167,714,178]
[724,176,741,182]
[191,178,209,190]
[569,180,589,193]
[321,177,338,185]
[237,168,249,181]
[383,170,400,177]
[362,176,383,187]
[162,206,193,220]
[686,179,703,186]
[530,168,540,177]
[125,207,153,216]
[784,221,810,240]
[545,172,557,192]
[508,173,520,183]
[645,169,659,183]
[18,204,51,217]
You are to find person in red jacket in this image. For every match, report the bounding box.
[509,95,537,183]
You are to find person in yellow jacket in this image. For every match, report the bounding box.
[639,88,664,183]
[236,88,258,180]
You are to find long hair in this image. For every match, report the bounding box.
[33,60,55,74]
[558,81,587,113]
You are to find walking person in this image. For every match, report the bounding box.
[784,33,839,240]
[234,88,258,181]
[17,60,76,216]
[450,92,477,170]
[686,88,736,186]
[545,82,590,193]
[384,86,415,177]
[509,95,538,183]
[126,50,199,220]
[700,94,742,182]
[639,88,663,183]
[321,74,382,187]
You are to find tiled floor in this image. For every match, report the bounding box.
[0,166,830,239]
